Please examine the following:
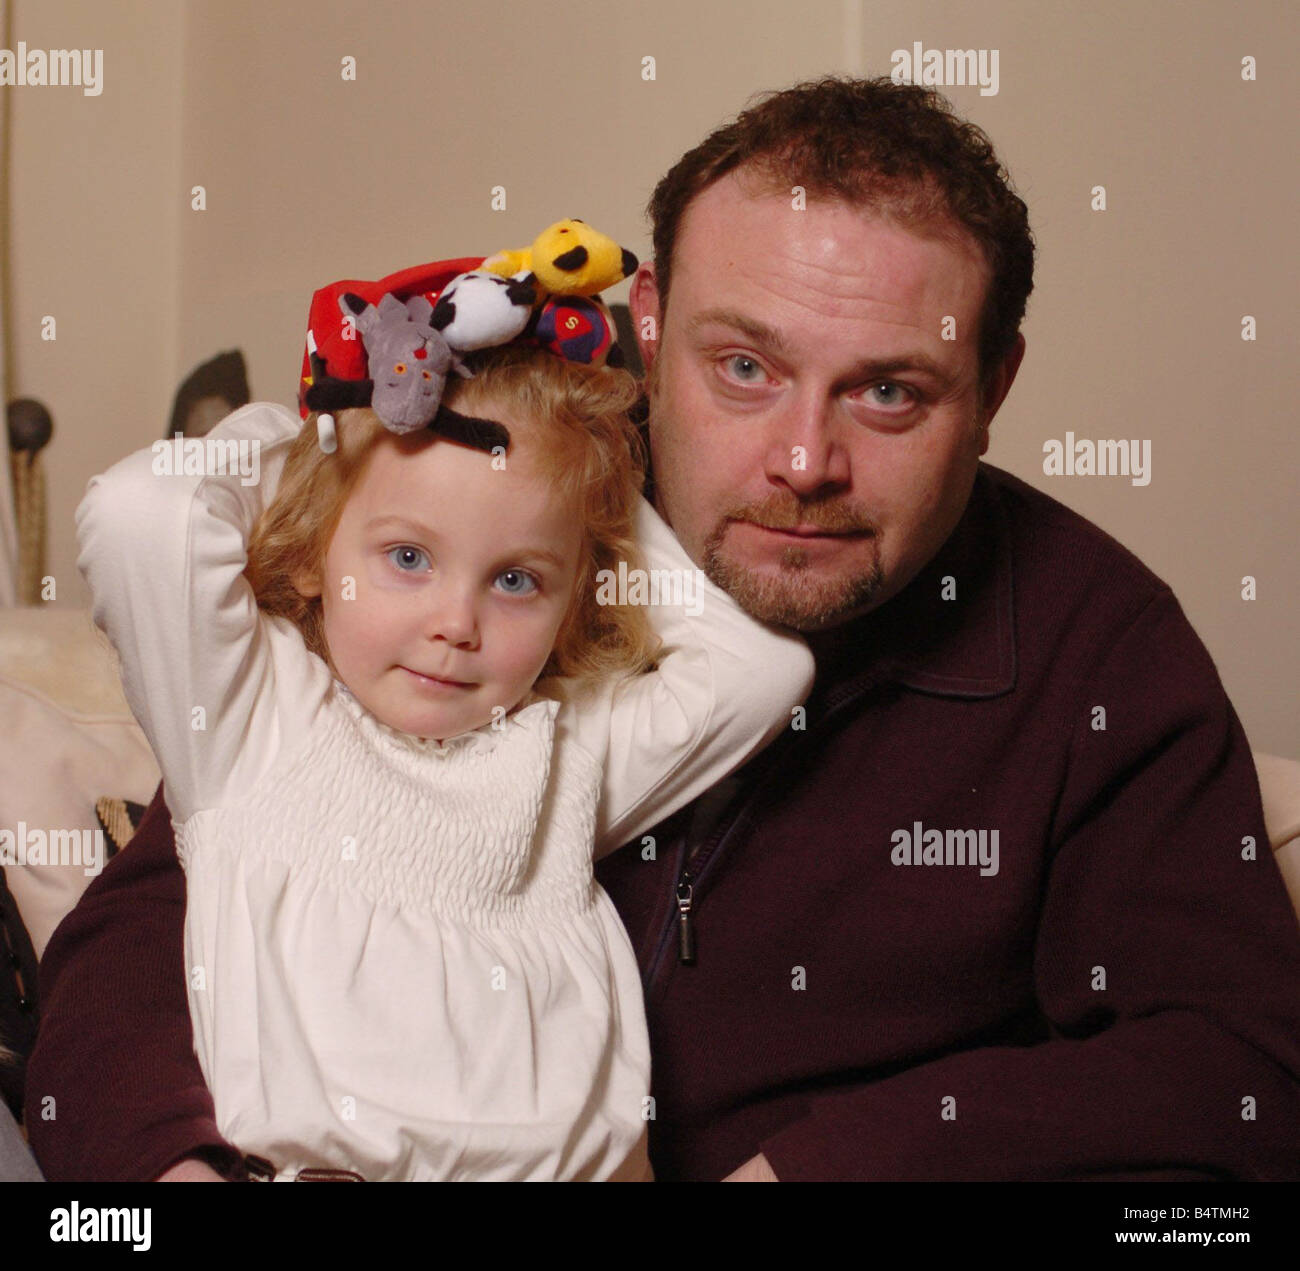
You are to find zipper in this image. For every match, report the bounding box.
[643,669,885,999]
[641,791,741,992]
[670,790,744,968]
[675,875,695,964]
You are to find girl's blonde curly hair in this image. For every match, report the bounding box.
[245,344,659,684]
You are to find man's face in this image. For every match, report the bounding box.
[631,169,1022,630]
[299,425,582,742]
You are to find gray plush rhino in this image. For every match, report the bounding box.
[340,291,467,434]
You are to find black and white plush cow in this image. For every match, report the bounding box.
[431,269,537,352]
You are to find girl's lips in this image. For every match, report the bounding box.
[400,666,473,689]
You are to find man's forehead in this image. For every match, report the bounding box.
[674,172,985,301]
[689,165,978,239]
[669,174,987,365]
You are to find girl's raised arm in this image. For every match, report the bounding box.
[75,404,328,822]
[562,497,815,857]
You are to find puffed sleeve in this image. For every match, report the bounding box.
[74,404,329,821]
[556,497,814,857]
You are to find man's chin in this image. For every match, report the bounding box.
[702,549,886,632]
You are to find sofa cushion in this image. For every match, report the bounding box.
[0,861,39,1120]
[94,796,147,857]
[1255,752,1300,921]
[0,609,160,959]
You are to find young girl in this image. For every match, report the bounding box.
[75,264,812,1182]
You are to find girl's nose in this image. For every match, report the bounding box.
[424,585,479,648]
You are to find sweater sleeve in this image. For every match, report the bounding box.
[74,404,323,822]
[563,497,814,858]
[24,785,247,1182]
[760,589,1300,1181]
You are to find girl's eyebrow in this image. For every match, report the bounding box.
[508,547,568,572]
[367,514,438,537]
[366,516,568,572]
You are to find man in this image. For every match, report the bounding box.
[26,77,1300,1181]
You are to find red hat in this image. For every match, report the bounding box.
[297,228,631,454]
[298,256,483,423]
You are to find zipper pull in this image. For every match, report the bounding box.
[676,875,696,965]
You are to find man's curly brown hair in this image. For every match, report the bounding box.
[647,75,1035,405]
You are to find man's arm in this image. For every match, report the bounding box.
[759,589,1300,1180]
[24,784,247,1182]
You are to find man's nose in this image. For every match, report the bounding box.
[423,582,479,647]
[763,391,851,496]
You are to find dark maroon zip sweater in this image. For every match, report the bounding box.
[25,463,1300,1181]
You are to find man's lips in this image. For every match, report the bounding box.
[737,520,875,539]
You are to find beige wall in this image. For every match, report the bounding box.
[7,0,182,595]
[6,0,1296,753]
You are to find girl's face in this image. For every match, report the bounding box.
[299,423,584,741]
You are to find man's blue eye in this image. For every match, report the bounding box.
[865,382,910,408]
[495,569,537,596]
[386,545,429,572]
[725,355,765,382]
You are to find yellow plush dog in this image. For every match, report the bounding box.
[481,219,637,296]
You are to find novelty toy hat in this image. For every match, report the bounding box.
[299,220,637,454]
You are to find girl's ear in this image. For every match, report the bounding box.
[292,565,323,599]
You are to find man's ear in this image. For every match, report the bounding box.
[977,333,1026,454]
[291,565,323,599]
[627,261,662,372]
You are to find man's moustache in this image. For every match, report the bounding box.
[724,496,878,535]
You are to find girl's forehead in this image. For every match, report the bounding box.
[347,430,581,535]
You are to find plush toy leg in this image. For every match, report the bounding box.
[429,406,510,454]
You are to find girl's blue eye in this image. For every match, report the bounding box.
[495,569,537,596]
[386,545,429,572]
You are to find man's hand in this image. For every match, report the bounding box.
[156,1157,227,1182]
[722,1152,779,1181]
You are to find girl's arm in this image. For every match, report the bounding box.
[561,497,815,857]
[74,404,326,822]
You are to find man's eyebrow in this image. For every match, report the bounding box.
[686,309,953,385]
[837,354,953,386]
[686,308,790,355]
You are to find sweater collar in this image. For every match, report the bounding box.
[805,464,1016,702]
[332,682,559,755]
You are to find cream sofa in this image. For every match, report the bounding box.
[3,604,1300,960]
